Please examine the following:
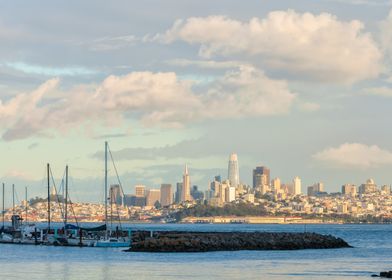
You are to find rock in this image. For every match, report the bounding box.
[125,231,351,252]
[379,271,392,278]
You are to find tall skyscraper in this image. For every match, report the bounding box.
[146,189,161,207]
[228,153,240,188]
[175,182,182,204]
[109,184,123,206]
[181,164,191,202]
[293,176,302,195]
[253,166,270,188]
[135,185,146,197]
[160,184,172,207]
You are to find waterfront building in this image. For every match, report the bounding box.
[359,179,377,194]
[253,166,270,188]
[160,184,172,207]
[146,189,161,207]
[293,176,302,195]
[135,185,146,197]
[181,164,192,202]
[228,153,240,188]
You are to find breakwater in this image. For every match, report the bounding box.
[127,231,351,252]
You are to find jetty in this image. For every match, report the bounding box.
[127,231,351,252]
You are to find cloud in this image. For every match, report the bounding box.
[363,86,392,97]
[167,59,243,69]
[156,10,382,83]
[313,143,392,168]
[380,10,392,61]
[4,62,96,76]
[74,35,139,51]
[298,102,321,112]
[0,67,295,140]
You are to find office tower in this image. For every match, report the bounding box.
[210,178,220,195]
[253,166,270,188]
[181,164,191,202]
[254,174,268,189]
[160,184,173,207]
[146,189,161,207]
[218,180,230,204]
[175,182,182,204]
[191,185,204,200]
[109,184,123,206]
[135,185,146,197]
[228,153,240,188]
[342,184,357,196]
[293,176,302,195]
[214,175,221,183]
[307,182,324,196]
[225,186,236,203]
[359,179,377,194]
[271,177,281,193]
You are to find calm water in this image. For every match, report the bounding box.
[0,224,391,280]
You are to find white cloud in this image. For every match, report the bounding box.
[380,10,392,60]
[313,143,392,168]
[0,68,295,140]
[166,59,243,69]
[157,10,382,83]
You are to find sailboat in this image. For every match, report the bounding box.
[94,141,130,247]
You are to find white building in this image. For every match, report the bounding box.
[293,176,302,195]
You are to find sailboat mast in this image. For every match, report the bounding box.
[12,184,15,215]
[47,163,51,231]
[2,183,4,228]
[105,141,108,232]
[65,165,68,226]
[25,186,28,224]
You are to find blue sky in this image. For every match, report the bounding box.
[1,0,392,204]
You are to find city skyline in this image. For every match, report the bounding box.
[1,1,392,203]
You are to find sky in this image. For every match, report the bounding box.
[1,0,392,204]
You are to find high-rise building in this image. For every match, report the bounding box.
[146,189,161,207]
[214,175,222,183]
[181,164,191,202]
[271,178,281,193]
[293,176,302,195]
[225,186,236,203]
[307,182,324,196]
[160,184,172,207]
[191,185,204,200]
[228,153,240,188]
[342,184,357,196]
[109,184,123,206]
[253,166,270,188]
[359,179,377,194]
[135,185,146,197]
[218,180,230,204]
[175,182,182,204]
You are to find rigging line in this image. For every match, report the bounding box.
[107,143,136,230]
[66,169,79,227]
[49,166,65,223]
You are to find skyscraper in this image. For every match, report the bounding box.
[160,184,172,207]
[146,189,161,207]
[181,164,191,202]
[228,153,240,188]
[175,182,182,204]
[109,184,123,206]
[293,176,302,195]
[253,166,270,188]
[135,185,146,197]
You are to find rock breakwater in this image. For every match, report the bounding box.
[127,231,351,252]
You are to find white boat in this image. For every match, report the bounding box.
[94,237,130,247]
